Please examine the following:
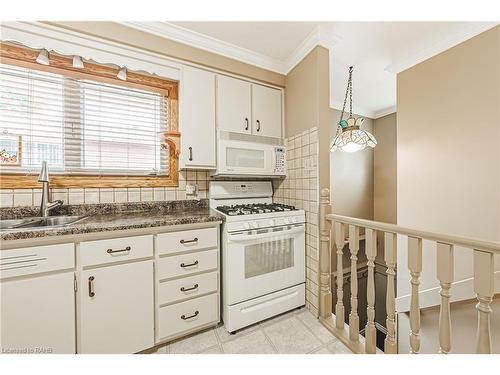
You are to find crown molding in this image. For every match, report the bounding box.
[372,106,397,119]
[120,21,286,74]
[385,22,498,74]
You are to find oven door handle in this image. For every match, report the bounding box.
[228,225,304,242]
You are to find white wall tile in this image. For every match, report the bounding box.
[84,188,100,204]
[153,187,165,201]
[1,191,13,208]
[140,188,153,201]
[68,189,84,205]
[127,188,140,202]
[99,189,114,203]
[114,189,127,203]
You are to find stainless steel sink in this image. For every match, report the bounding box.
[0,215,87,231]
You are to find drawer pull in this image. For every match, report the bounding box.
[180,238,198,245]
[88,276,95,297]
[180,283,199,292]
[181,310,199,320]
[107,246,131,254]
[180,260,199,268]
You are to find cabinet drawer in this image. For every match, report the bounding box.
[157,293,218,341]
[156,227,218,255]
[157,249,218,280]
[79,235,153,267]
[158,271,218,306]
[0,243,74,279]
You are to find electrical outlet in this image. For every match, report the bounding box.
[186,183,197,196]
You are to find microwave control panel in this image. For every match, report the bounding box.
[274,147,286,175]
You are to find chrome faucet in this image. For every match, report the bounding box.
[38,161,63,217]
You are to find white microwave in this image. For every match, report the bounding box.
[215,132,286,177]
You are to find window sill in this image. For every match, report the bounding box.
[0,174,179,189]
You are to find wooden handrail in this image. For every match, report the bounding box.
[326,213,500,254]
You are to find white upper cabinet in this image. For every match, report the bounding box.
[216,74,282,138]
[251,84,283,138]
[216,75,252,135]
[179,65,216,169]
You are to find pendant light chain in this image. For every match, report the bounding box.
[340,66,354,122]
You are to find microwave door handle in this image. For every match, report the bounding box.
[228,225,304,242]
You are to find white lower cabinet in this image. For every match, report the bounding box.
[77,260,154,354]
[0,272,76,354]
[2,223,220,354]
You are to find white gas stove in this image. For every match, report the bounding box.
[210,181,306,333]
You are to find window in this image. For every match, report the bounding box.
[0,43,179,188]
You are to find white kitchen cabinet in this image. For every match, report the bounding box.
[216,74,282,138]
[77,260,154,354]
[216,75,252,135]
[0,272,76,354]
[252,84,283,138]
[179,65,216,169]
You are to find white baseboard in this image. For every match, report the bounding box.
[396,270,500,313]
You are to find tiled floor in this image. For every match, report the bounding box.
[152,307,353,354]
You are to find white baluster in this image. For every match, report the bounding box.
[319,188,332,319]
[334,221,345,329]
[437,242,454,354]
[384,232,397,354]
[349,225,360,341]
[365,228,377,354]
[474,250,494,354]
[408,236,422,354]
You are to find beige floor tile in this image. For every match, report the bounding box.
[222,330,276,354]
[309,346,331,354]
[215,322,261,343]
[263,316,322,354]
[152,345,169,354]
[296,309,337,344]
[326,341,353,354]
[199,345,223,354]
[169,329,218,354]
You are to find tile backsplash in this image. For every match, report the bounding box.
[0,170,211,207]
[272,126,320,316]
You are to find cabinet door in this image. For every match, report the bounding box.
[251,84,282,138]
[78,260,154,354]
[216,75,252,134]
[1,272,76,354]
[179,66,216,169]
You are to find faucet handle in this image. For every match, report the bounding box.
[38,161,49,182]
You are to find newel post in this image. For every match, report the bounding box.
[319,188,333,319]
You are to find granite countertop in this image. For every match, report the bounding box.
[0,200,223,241]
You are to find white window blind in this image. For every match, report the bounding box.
[0,63,169,176]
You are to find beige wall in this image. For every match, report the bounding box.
[396,26,500,307]
[285,46,331,190]
[330,108,374,220]
[46,22,285,87]
[373,113,397,224]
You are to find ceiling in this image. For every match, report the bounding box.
[122,21,498,118]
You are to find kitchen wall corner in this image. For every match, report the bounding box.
[273,126,320,316]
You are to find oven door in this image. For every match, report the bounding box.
[225,224,305,305]
[217,139,276,176]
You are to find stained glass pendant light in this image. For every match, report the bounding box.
[330,66,377,153]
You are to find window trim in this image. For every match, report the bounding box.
[0,42,180,189]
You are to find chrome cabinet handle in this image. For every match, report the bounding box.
[88,276,95,297]
[181,311,199,320]
[244,117,249,130]
[180,237,198,244]
[188,146,193,161]
[180,283,199,292]
[180,260,199,268]
[256,120,261,132]
[107,246,131,254]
